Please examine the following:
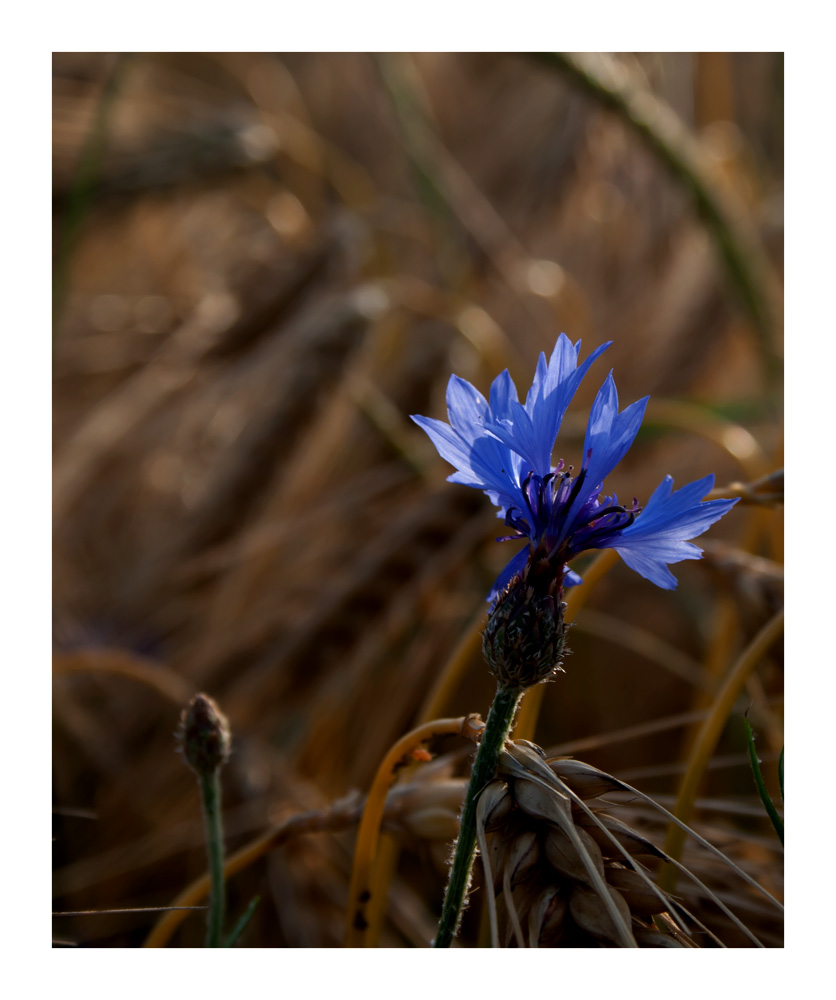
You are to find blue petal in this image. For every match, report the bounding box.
[488,368,519,415]
[411,406,527,510]
[487,545,530,604]
[487,402,546,475]
[410,414,480,481]
[611,538,703,589]
[582,374,649,487]
[648,473,714,508]
[561,373,648,531]
[526,349,552,413]
[467,436,528,510]
[616,475,739,541]
[524,336,612,471]
[446,375,489,437]
[488,337,611,474]
[598,475,740,588]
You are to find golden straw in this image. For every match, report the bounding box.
[344,717,466,947]
[53,650,192,706]
[661,608,784,889]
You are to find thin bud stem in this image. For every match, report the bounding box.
[199,770,226,948]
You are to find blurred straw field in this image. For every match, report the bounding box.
[52,52,783,948]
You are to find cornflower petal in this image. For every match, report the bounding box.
[488,367,519,415]
[616,474,737,539]
[411,374,527,509]
[465,435,527,511]
[598,474,740,588]
[581,373,649,489]
[486,337,611,473]
[488,402,544,474]
[612,541,699,589]
[446,375,489,437]
[560,375,647,534]
[524,336,612,471]
[409,414,484,486]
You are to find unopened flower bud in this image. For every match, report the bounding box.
[179,693,231,777]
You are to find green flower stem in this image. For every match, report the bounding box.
[433,683,522,948]
[198,771,226,948]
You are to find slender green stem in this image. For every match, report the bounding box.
[743,718,784,845]
[433,684,522,948]
[778,746,784,803]
[223,896,261,947]
[199,771,226,948]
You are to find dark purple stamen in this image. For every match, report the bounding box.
[504,506,531,536]
[586,504,629,524]
[579,509,637,545]
[545,466,588,556]
[497,458,644,571]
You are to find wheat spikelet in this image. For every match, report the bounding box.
[471,738,726,947]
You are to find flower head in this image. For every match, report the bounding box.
[412,334,739,601]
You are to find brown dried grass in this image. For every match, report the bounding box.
[52,52,782,947]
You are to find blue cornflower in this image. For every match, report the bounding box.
[411,334,739,601]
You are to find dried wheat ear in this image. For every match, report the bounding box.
[472,737,771,948]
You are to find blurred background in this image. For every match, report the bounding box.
[52,52,783,947]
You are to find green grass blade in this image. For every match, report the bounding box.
[223,896,261,948]
[744,717,784,846]
[778,746,784,804]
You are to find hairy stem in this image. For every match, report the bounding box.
[433,684,522,947]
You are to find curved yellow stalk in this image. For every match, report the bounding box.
[344,717,466,947]
[53,649,192,706]
[661,608,784,889]
[357,608,485,947]
[361,830,401,946]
